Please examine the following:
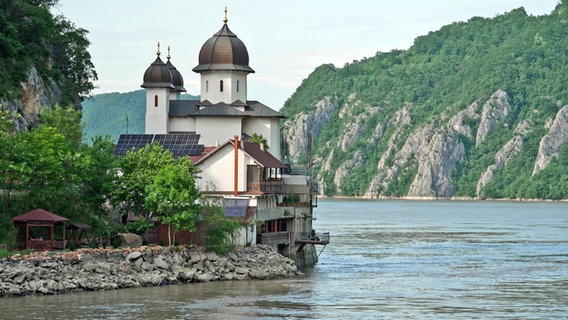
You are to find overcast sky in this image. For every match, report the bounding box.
[53,1,558,109]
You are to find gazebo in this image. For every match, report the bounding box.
[11,208,69,251]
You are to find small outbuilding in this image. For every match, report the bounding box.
[11,208,69,251]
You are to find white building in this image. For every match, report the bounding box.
[140,16,283,160]
[114,10,325,266]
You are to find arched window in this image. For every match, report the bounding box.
[206,80,209,92]
[237,80,240,92]
[220,80,224,92]
[154,95,158,107]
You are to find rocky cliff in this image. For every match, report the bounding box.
[283,89,568,199]
[0,67,63,131]
[280,3,568,199]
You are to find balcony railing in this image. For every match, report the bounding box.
[296,231,330,245]
[247,180,283,193]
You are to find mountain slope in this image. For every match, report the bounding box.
[81,90,199,142]
[281,3,568,199]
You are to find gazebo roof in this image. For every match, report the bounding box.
[11,209,69,223]
[67,222,91,230]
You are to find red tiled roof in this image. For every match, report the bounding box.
[242,142,287,168]
[11,209,68,223]
[189,146,216,163]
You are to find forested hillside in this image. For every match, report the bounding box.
[1,0,108,246]
[281,2,568,199]
[0,0,97,116]
[81,90,199,142]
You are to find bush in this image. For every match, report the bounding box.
[202,206,240,255]
[68,240,78,251]
[111,237,121,249]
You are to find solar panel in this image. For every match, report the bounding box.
[114,133,203,157]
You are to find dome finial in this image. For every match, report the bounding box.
[167,45,171,61]
[157,41,161,56]
[223,5,228,24]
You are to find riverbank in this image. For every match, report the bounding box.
[325,195,568,202]
[0,245,300,298]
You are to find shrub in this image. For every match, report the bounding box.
[68,240,78,251]
[202,206,240,255]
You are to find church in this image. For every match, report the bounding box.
[141,10,282,158]
[114,9,325,267]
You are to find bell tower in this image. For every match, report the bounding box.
[193,7,254,104]
[141,42,174,134]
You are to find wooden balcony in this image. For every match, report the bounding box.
[247,180,284,193]
[260,231,290,246]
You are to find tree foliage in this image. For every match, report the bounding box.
[145,158,201,246]
[0,106,117,245]
[0,0,97,104]
[112,144,201,244]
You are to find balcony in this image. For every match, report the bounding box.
[260,231,290,246]
[247,180,283,193]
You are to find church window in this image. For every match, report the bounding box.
[237,80,240,92]
[154,95,158,107]
[206,81,209,92]
[220,80,224,92]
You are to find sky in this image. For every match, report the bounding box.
[53,1,559,110]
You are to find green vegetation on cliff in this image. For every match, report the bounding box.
[0,0,97,104]
[281,2,568,199]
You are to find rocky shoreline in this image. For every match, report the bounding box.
[0,245,300,298]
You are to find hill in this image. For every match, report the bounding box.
[81,90,199,143]
[281,3,568,199]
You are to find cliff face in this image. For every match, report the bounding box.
[533,106,568,175]
[0,67,63,131]
[280,3,568,199]
[282,97,339,163]
[282,89,568,198]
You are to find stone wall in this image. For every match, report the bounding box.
[0,245,300,298]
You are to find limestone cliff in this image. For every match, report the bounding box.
[282,97,339,163]
[533,106,568,175]
[1,67,63,131]
[282,89,567,199]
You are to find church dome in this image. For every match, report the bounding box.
[193,22,254,74]
[166,49,186,92]
[166,60,185,92]
[141,45,175,89]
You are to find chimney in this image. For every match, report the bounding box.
[234,135,239,197]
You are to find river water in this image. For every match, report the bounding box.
[2,199,567,319]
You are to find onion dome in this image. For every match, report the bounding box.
[192,8,254,74]
[166,46,186,92]
[141,42,175,89]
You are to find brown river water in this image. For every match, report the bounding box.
[1,199,567,319]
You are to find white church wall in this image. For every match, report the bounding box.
[169,117,196,133]
[244,118,282,159]
[196,117,242,147]
[200,71,247,104]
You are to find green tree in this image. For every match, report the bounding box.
[201,205,240,255]
[112,143,177,220]
[249,132,268,149]
[145,158,201,246]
